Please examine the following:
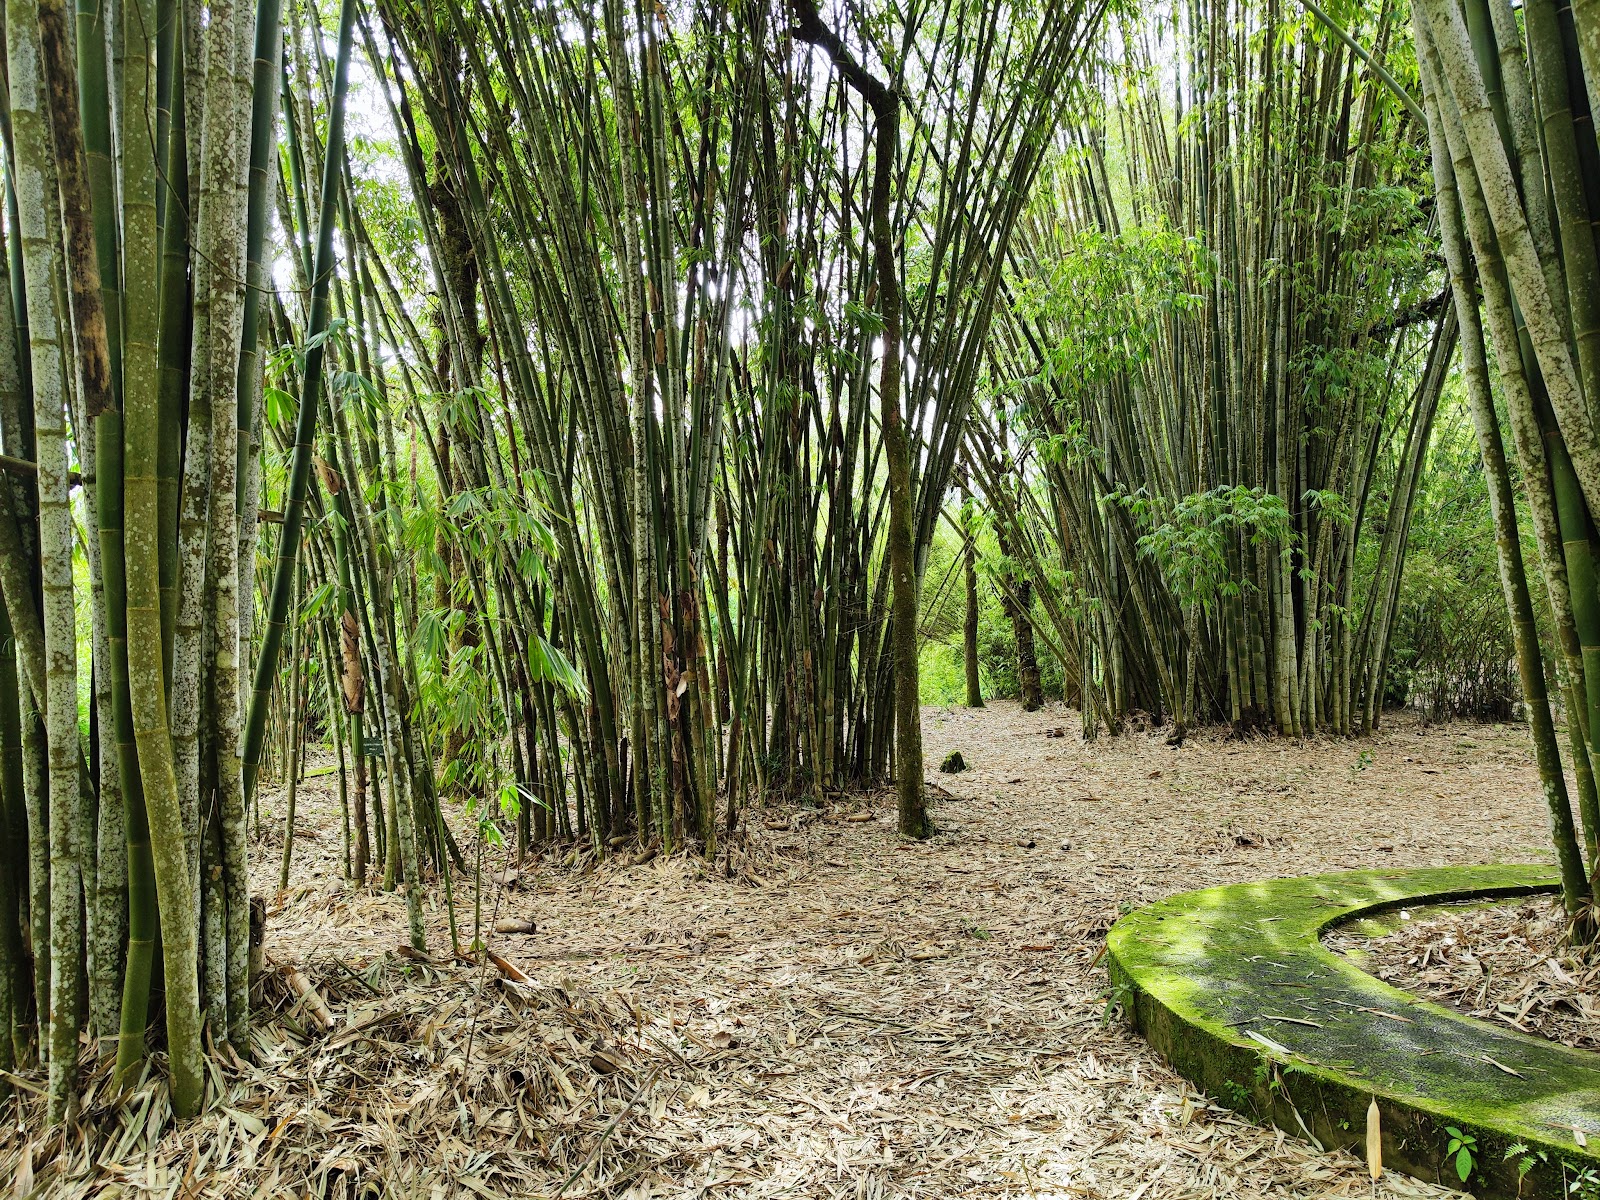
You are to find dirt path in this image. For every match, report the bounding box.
[12,705,1552,1197]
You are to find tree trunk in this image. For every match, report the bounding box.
[793,0,927,838]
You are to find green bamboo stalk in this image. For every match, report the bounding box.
[0,600,24,1082]
[119,6,204,1125]
[242,0,358,807]
[238,0,283,491]
[0,165,33,1076]
[13,0,85,1121]
[1419,0,1600,515]
[112,0,161,1090]
[279,567,304,891]
[153,2,185,688]
[961,483,983,709]
[1418,13,1591,916]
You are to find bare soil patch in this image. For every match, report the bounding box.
[4,704,1555,1197]
[1327,896,1600,1051]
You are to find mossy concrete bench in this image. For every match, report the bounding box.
[1106,865,1600,1197]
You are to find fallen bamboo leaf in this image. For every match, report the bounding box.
[13,1141,32,1195]
[488,949,535,985]
[1367,1097,1382,1181]
[1356,1006,1413,1023]
[1481,1054,1524,1078]
[1244,1029,1290,1055]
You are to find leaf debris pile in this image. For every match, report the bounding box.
[1328,897,1600,1051]
[1,947,697,1197]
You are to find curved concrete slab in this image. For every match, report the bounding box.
[1106,865,1600,1197]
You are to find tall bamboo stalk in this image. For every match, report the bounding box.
[241,0,358,807]
[11,0,83,1120]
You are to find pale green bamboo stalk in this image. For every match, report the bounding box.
[113,0,161,1091]
[1418,12,1591,915]
[192,0,250,1050]
[240,0,358,808]
[10,0,82,1121]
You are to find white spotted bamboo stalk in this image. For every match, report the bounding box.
[193,0,253,1049]
[1417,0,1600,512]
[8,0,81,1122]
[1415,5,1592,916]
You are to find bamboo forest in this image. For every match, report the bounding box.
[13,0,1600,1192]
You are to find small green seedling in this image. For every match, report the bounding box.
[1220,1078,1252,1111]
[1504,1141,1536,1182]
[1100,982,1132,1028]
[1445,1126,1478,1182]
[1566,1163,1600,1199]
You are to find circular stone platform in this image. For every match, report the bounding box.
[1105,864,1600,1197]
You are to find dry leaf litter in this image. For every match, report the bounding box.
[2,702,1554,1198]
[1328,895,1600,1052]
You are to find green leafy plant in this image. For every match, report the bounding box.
[1445,1126,1478,1183]
[1100,982,1134,1029]
[1219,1078,1252,1111]
[1015,225,1209,400]
[1109,485,1291,613]
[1568,1165,1600,1199]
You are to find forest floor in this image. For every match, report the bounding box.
[8,704,1560,1198]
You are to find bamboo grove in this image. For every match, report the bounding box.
[359,0,1111,849]
[0,0,286,1124]
[0,0,1116,1121]
[5,0,1600,1130]
[966,0,1457,741]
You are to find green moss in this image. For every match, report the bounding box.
[1107,865,1600,1198]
